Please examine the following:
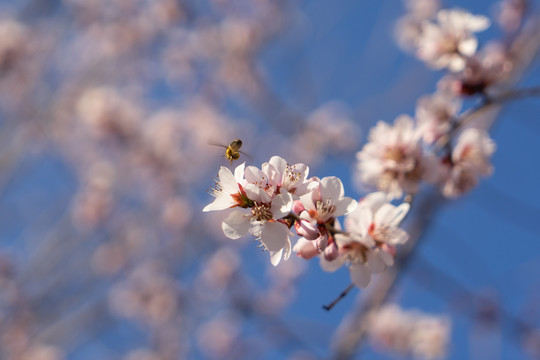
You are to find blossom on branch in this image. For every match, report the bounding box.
[293,177,357,258]
[355,115,438,198]
[416,91,461,144]
[440,128,496,197]
[318,192,410,288]
[416,8,490,72]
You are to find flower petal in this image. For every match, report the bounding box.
[350,264,371,287]
[203,195,233,212]
[320,255,344,272]
[219,166,239,194]
[221,211,249,239]
[271,190,293,219]
[233,162,245,183]
[260,221,288,252]
[366,250,386,273]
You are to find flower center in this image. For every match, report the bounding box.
[285,163,302,187]
[343,242,368,263]
[250,203,273,222]
[384,147,406,163]
[316,199,335,219]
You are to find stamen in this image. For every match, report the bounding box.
[250,203,273,222]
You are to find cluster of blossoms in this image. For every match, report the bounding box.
[355,103,496,199]
[204,156,411,288]
[368,304,451,359]
[357,3,503,200]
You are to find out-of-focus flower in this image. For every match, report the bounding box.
[108,262,179,326]
[395,0,441,51]
[440,128,496,197]
[410,316,452,359]
[196,311,241,359]
[416,92,461,144]
[356,115,438,198]
[368,304,451,359]
[317,192,409,287]
[405,0,441,19]
[72,161,115,228]
[417,9,490,72]
[76,87,141,141]
[438,42,514,96]
[289,102,360,165]
[0,18,28,72]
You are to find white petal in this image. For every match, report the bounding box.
[334,196,358,217]
[244,166,261,184]
[269,156,287,176]
[458,37,478,56]
[260,222,288,252]
[363,192,388,213]
[320,255,344,272]
[271,190,293,219]
[379,248,395,266]
[374,203,409,228]
[320,176,344,201]
[219,166,239,194]
[299,192,315,211]
[233,162,245,183]
[366,250,386,273]
[270,248,283,266]
[203,195,233,212]
[350,264,371,288]
[221,211,249,239]
[244,183,271,204]
[389,203,410,226]
[387,228,409,245]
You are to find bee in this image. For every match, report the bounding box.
[209,138,247,165]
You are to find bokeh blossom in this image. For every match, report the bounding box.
[440,128,496,197]
[356,115,438,198]
[416,9,490,72]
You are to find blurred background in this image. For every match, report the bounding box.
[0,0,540,359]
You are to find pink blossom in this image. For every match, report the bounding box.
[416,9,490,72]
[294,177,357,254]
[318,192,410,287]
[440,128,496,197]
[356,115,438,198]
[416,92,461,144]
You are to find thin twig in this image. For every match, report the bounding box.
[323,283,355,311]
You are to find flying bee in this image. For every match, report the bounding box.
[209,138,248,165]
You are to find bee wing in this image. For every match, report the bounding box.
[238,150,253,161]
[207,140,228,149]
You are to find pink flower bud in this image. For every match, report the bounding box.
[294,239,320,260]
[294,219,320,240]
[324,242,339,261]
[292,200,305,214]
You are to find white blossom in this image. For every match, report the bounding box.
[417,9,490,72]
[203,163,248,212]
[318,192,410,288]
[356,115,438,198]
